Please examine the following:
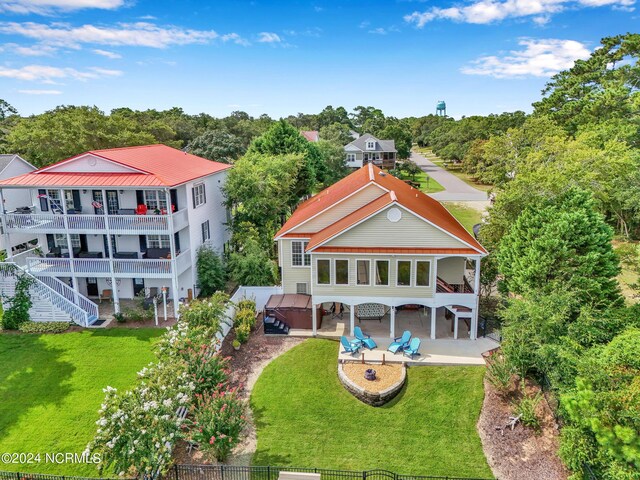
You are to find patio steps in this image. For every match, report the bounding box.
[0,273,72,323]
[263,316,290,335]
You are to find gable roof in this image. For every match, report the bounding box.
[301,130,319,142]
[276,163,486,254]
[344,133,396,153]
[0,154,35,175]
[0,144,231,188]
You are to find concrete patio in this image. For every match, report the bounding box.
[290,306,499,365]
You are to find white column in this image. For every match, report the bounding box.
[165,189,180,319]
[350,304,355,336]
[430,306,436,339]
[390,306,395,338]
[312,304,317,336]
[60,189,80,307]
[454,315,459,340]
[472,257,481,340]
[0,188,12,260]
[101,189,120,314]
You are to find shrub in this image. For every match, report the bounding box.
[236,299,256,312]
[183,344,230,395]
[235,322,251,344]
[113,312,126,323]
[196,246,226,296]
[485,354,515,395]
[233,307,255,328]
[513,387,543,431]
[1,274,34,330]
[187,389,246,461]
[180,293,231,331]
[18,321,70,334]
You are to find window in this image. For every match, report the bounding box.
[375,260,389,286]
[291,241,311,267]
[356,260,370,285]
[316,259,331,285]
[397,260,412,286]
[192,183,206,208]
[366,140,375,150]
[147,235,170,249]
[335,259,349,285]
[54,234,80,249]
[416,261,431,287]
[296,283,308,294]
[144,190,168,212]
[201,220,210,242]
[346,153,356,162]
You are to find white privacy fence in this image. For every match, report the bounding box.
[215,285,283,348]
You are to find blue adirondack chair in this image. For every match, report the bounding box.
[340,335,361,355]
[387,330,411,353]
[354,326,377,350]
[403,337,421,358]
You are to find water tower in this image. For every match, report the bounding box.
[436,100,446,117]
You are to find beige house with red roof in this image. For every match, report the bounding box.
[274,164,487,340]
[0,145,231,324]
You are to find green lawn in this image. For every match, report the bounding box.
[396,170,445,194]
[0,329,163,476]
[251,339,492,478]
[443,202,483,234]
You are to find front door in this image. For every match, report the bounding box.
[105,190,119,215]
[133,278,145,297]
[87,278,98,297]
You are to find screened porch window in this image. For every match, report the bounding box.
[375,260,389,286]
[397,260,412,286]
[335,259,349,285]
[416,261,431,287]
[316,259,330,285]
[356,260,370,285]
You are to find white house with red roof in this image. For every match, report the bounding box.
[273,163,487,341]
[0,145,231,324]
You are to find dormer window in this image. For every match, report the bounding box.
[366,140,376,150]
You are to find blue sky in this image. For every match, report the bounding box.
[0,0,637,119]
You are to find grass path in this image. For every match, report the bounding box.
[251,339,492,478]
[0,329,162,476]
[413,148,493,193]
[443,202,484,233]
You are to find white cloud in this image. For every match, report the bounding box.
[93,48,121,58]
[4,42,57,56]
[0,21,246,49]
[461,38,591,78]
[369,27,388,34]
[404,0,635,26]
[0,0,124,14]
[0,64,122,82]
[18,88,62,94]
[257,32,281,43]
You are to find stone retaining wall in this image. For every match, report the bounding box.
[337,362,406,407]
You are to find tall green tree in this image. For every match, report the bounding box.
[497,188,621,307]
[188,129,246,163]
[380,121,412,159]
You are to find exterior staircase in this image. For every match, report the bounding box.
[0,262,99,327]
[263,315,290,335]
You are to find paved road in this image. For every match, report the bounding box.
[411,151,488,202]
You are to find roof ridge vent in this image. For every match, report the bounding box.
[390,190,397,201]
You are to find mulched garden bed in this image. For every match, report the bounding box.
[478,377,570,480]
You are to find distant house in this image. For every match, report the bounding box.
[0,154,37,257]
[301,130,319,142]
[344,133,397,169]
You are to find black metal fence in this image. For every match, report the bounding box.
[478,315,501,343]
[0,471,123,480]
[166,465,496,480]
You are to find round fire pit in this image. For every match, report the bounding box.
[364,368,377,381]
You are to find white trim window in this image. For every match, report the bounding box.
[291,241,311,267]
[144,190,168,212]
[346,153,356,163]
[356,259,371,285]
[416,260,431,287]
[201,220,210,243]
[397,260,412,287]
[375,259,389,286]
[54,234,80,249]
[316,259,331,285]
[192,183,206,208]
[366,140,375,150]
[147,235,171,249]
[334,259,349,285]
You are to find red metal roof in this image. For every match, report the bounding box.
[277,164,487,254]
[0,144,232,188]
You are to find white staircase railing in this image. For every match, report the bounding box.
[0,262,95,327]
[34,274,99,323]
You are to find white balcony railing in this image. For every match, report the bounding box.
[3,210,188,234]
[26,249,191,279]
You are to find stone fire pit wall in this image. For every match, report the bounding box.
[338,362,407,407]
